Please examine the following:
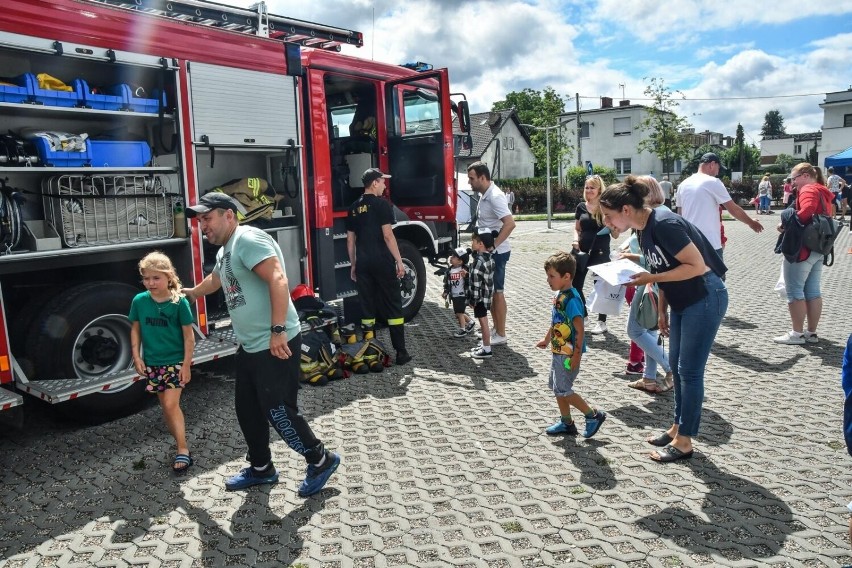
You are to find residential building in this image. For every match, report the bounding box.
[759,132,821,169]
[453,108,534,222]
[819,88,852,168]
[558,98,684,181]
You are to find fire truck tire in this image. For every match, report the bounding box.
[397,239,426,322]
[25,281,146,420]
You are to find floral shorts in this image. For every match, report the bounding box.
[144,364,183,393]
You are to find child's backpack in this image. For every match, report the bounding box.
[800,191,840,266]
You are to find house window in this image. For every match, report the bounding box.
[579,122,590,138]
[503,137,508,149]
[794,144,802,154]
[845,114,852,127]
[613,117,631,136]
[614,158,631,175]
[509,137,514,150]
[673,159,682,174]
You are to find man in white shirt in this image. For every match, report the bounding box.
[468,161,516,346]
[677,152,763,260]
[660,176,673,209]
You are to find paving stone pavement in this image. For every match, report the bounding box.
[2,219,852,568]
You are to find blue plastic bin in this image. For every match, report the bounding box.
[0,75,29,103]
[32,137,91,167]
[118,84,164,113]
[25,73,80,107]
[72,79,125,111]
[89,140,152,167]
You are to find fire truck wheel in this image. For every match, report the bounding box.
[25,281,146,420]
[397,239,426,322]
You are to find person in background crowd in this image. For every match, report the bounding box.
[346,168,411,365]
[660,176,673,209]
[573,174,618,335]
[782,177,793,208]
[677,152,763,261]
[468,161,516,347]
[827,167,848,220]
[600,176,728,463]
[773,163,833,345]
[757,175,773,214]
[183,193,340,495]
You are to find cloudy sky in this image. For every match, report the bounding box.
[220,0,852,144]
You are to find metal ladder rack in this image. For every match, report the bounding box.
[89,0,363,51]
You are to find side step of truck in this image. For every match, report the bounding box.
[0,386,23,410]
[14,330,240,405]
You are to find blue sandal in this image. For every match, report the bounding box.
[173,453,193,474]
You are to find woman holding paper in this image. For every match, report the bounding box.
[599,175,728,463]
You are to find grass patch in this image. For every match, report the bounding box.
[501,521,523,533]
[570,486,586,494]
[663,556,683,566]
[827,440,845,450]
[515,213,575,221]
[132,459,146,470]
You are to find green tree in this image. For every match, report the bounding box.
[493,87,568,177]
[774,153,796,173]
[760,110,786,138]
[721,143,761,176]
[635,77,693,176]
[807,141,818,165]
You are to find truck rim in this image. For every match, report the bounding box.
[71,314,134,386]
[400,259,416,309]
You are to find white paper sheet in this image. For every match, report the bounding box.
[587,259,648,286]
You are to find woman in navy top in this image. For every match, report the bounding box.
[599,176,728,463]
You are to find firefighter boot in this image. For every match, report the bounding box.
[389,323,412,366]
[361,321,375,341]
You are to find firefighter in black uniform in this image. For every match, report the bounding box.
[346,168,412,365]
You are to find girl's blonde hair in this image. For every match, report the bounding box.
[639,175,665,207]
[584,174,605,226]
[139,251,183,303]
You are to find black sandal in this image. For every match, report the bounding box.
[650,444,694,463]
[646,433,673,447]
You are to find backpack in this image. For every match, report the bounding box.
[800,191,839,266]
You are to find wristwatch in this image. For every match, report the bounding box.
[271,324,287,335]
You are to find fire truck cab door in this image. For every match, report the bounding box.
[384,70,452,213]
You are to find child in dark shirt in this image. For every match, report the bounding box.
[442,247,476,337]
[468,232,495,359]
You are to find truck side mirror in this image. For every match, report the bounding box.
[458,100,470,133]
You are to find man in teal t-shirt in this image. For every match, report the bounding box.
[184,192,339,497]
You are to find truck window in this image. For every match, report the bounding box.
[402,89,440,134]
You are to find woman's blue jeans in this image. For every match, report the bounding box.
[667,272,728,438]
[626,286,671,380]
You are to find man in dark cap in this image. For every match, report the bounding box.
[182,191,340,496]
[346,168,411,365]
[677,152,763,260]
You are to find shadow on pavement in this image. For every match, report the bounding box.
[635,455,795,560]
[550,436,617,490]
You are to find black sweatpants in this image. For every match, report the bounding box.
[234,334,324,468]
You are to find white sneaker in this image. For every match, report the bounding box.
[589,321,608,335]
[490,332,508,346]
[475,326,496,339]
[803,331,819,344]
[773,331,806,345]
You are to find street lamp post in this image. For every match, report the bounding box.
[521,119,575,230]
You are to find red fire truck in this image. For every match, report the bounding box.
[0,0,468,419]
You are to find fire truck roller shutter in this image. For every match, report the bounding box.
[397,239,426,322]
[24,281,145,421]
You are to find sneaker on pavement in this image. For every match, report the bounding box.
[464,320,477,334]
[476,326,496,338]
[583,411,607,438]
[546,420,578,436]
[803,331,819,344]
[590,321,608,335]
[490,332,508,346]
[225,465,279,491]
[773,331,806,345]
[453,328,468,338]
[471,345,493,359]
[298,451,341,497]
[626,362,644,375]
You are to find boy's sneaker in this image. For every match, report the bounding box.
[490,332,508,346]
[225,465,279,491]
[583,411,607,438]
[590,321,608,335]
[626,362,644,375]
[464,320,477,334]
[546,420,578,436]
[471,346,492,359]
[476,326,496,338]
[298,451,341,497]
[803,331,819,344]
[453,328,468,338]
[773,331,806,345]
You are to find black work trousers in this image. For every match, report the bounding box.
[356,266,403,323]
[234,334,324,468]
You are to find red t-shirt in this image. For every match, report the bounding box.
[795,182,834,260]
